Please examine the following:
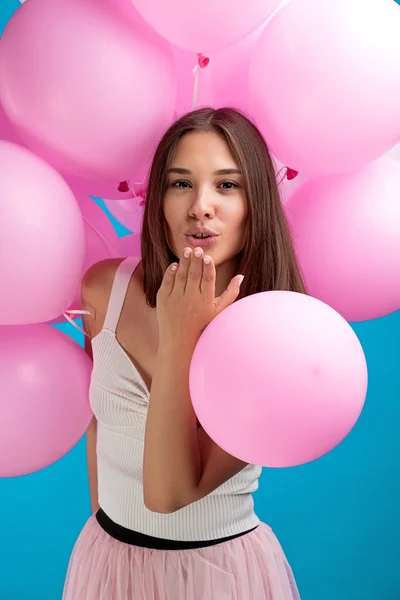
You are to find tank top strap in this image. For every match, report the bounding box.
[103,256,141,334]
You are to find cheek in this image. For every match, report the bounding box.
[230,202,248,249]
[223,198,248,231]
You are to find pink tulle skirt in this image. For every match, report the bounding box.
[62,515,300,599]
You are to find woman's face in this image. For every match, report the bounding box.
[163,131,248,268]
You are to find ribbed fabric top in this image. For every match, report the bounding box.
[90,257,261,541]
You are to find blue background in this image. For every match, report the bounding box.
[1,1,400,599]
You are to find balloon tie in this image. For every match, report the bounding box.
[192,53,210,110]
[62,310,92,336]
[277,166,299,186]
[132,186,147,201]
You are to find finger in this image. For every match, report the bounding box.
[157,262,178,301]
[215,275,244,314]
[200,254,216,300]
[173,247,192,294]
[185,247,204,295]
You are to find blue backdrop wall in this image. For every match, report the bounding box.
[1,2,400,599]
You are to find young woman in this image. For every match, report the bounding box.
[62,107,305,599]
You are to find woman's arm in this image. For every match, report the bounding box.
[144,341,247,514]
[83,331,99,514]
[86,414,99,514]
[143,249,247,515]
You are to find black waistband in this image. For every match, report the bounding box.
[96,508,258,550]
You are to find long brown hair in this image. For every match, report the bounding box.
[141,107,306,307]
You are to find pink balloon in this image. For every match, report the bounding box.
[388,142,400,162]
[1,100,139,200]
[131,0,281,53]
[0,140,85,325]
[0,100,21,145]
[49,195,122,324]
[107,0,148,25]
[211,23,266,111]
[78,194,121,253]
[250,0,400,175]
[0,324,93,477]
[118,233,141,258]
[286,158,400,322]
[0,0,177,183]
[103,195,145,234]
[190,292,368,468]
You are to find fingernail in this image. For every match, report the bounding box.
[194,249,202,258]
[184,249,191,259]
[203,256,211,265]
[171,264,178,272]
[238,275,244,287]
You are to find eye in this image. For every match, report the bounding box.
[218,180,240,191]
[170,179,192,189]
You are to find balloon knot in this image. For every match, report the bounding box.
[197,53,210,69]
[118,180,130,193]
[135,186,146,198]
[286,168,298,181]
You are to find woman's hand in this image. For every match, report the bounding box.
[146,248,245,513]
[156,247,244,348]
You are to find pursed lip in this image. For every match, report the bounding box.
[185,227,219,237]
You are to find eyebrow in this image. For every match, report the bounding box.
[167,167,242,175]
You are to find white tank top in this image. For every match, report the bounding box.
[90,257,261,541]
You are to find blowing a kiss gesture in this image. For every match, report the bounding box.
[156,246,244,348]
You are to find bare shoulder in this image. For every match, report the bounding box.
[81,257,143,337]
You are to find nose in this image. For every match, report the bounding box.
[189,185,215,220]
